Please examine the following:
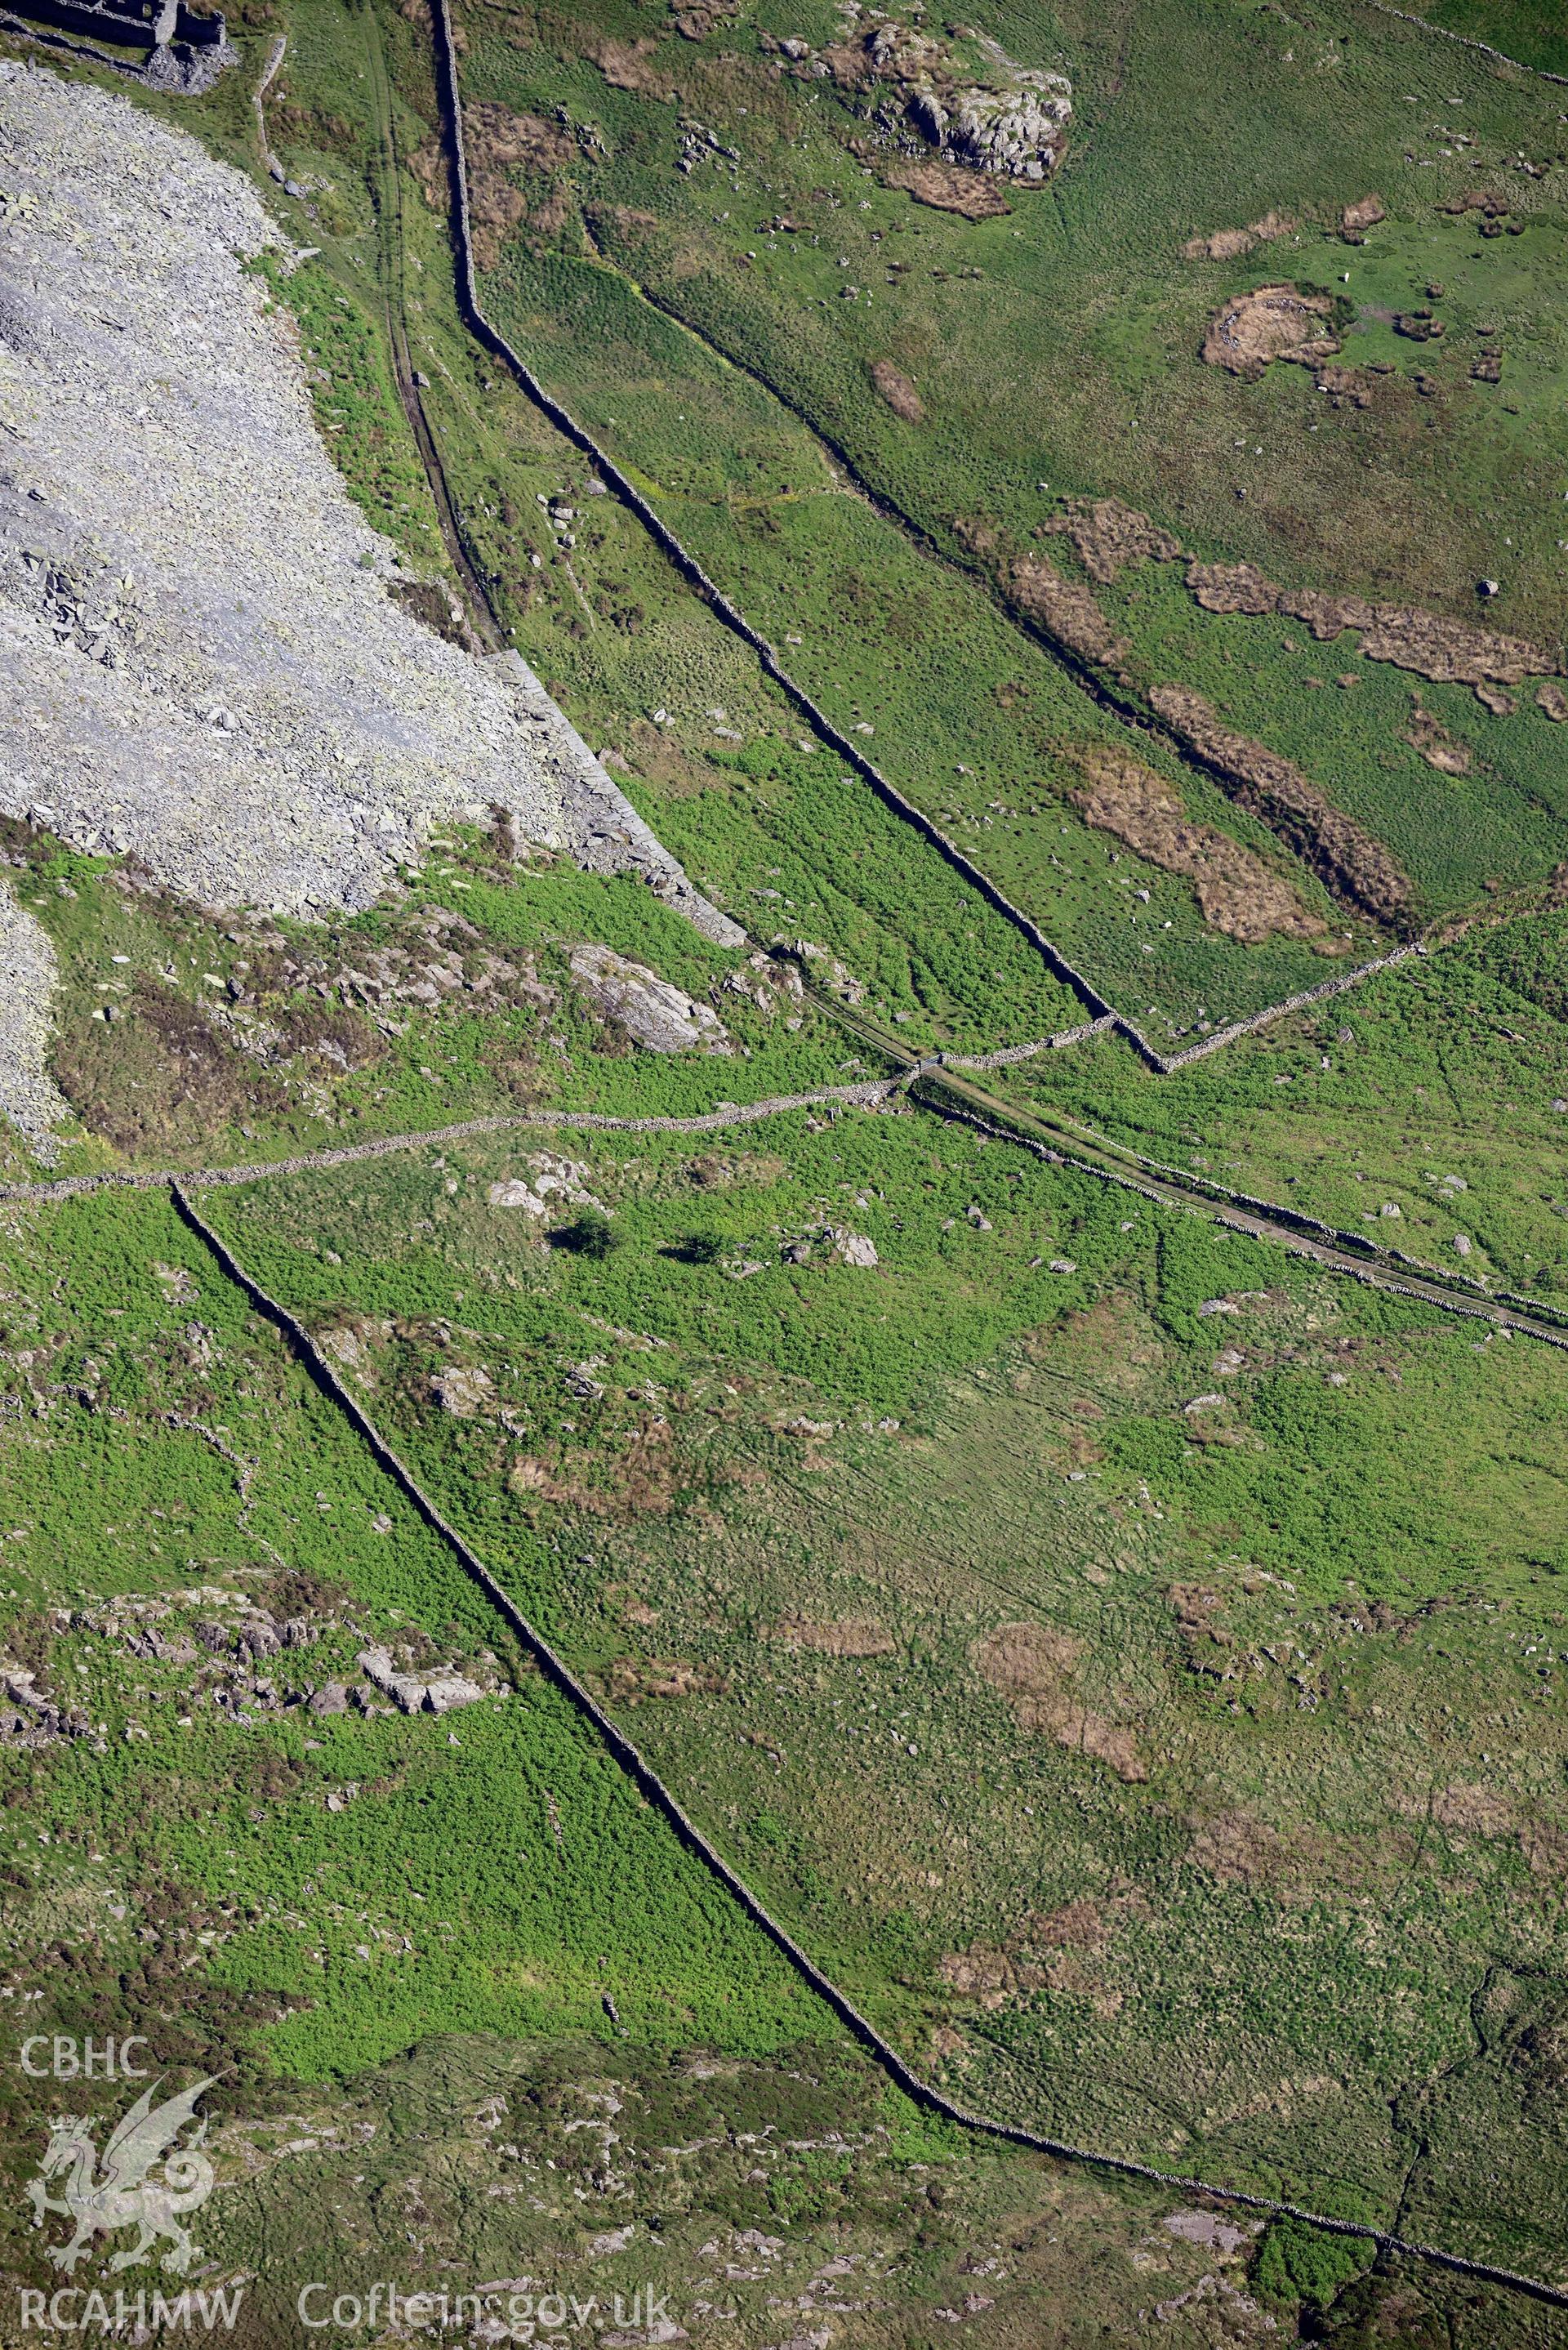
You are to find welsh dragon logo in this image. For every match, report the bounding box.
[27,2076,216,2276]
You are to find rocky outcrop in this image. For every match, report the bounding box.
[856,21,1071,183]
[568,943,733,1052]
[487,1150,604,1219]
[357,1646,487,1716]
[0,67,736,1149]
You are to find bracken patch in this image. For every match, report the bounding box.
[1067,747,1325,944]
[883,158,1011,218]
[1147,684,1412,922]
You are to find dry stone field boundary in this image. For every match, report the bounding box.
[421,0,1482,1083]
[7,1035,1566,1356]
[165,1179,1568,2316]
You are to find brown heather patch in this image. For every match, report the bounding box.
[409,138,447,213]
[1312,363,1382,408]
[604,1655,727,1706]
[508,1417,682,1519]
[1043,497,1183,585]
[973,1622,1147,1783]
[590,37,676,100]
[973,1620,1082,1710]
[937,1942,1040,2008]
[1182,210,1295,261]
[1067,745,1325,944]
[1432,1781,1516,1839]
[1185,559,1557,691]
[1187,1807,1285,1888]
[939,1892,1145,2020]
[1029,1897,1111,1954]
[1201,283,1339,379]
[884,158,1011,218]
[1187,559,1279,617]
[1522,1821,1568,1878]
[670,0,736,36]
[461,102,577,268]
[1404,698,1472,777]
[1036,1293,1168,1387]
[1341,191,1386,238]
[1007,554,1127,667]
[870,358,924,421]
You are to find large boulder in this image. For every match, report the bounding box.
[569,943,733,1053]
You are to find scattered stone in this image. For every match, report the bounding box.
[1165,2210,1254,2257]
[0,880,68,1158]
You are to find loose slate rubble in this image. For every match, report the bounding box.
[0,66,735,1147]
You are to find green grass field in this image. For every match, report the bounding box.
[194,1095,1568,2281]
[4,1,1568,2334]
[446,0,1568,987]
[996,898,1568,1296]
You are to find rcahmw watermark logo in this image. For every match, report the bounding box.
[15,2037,243,2333]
